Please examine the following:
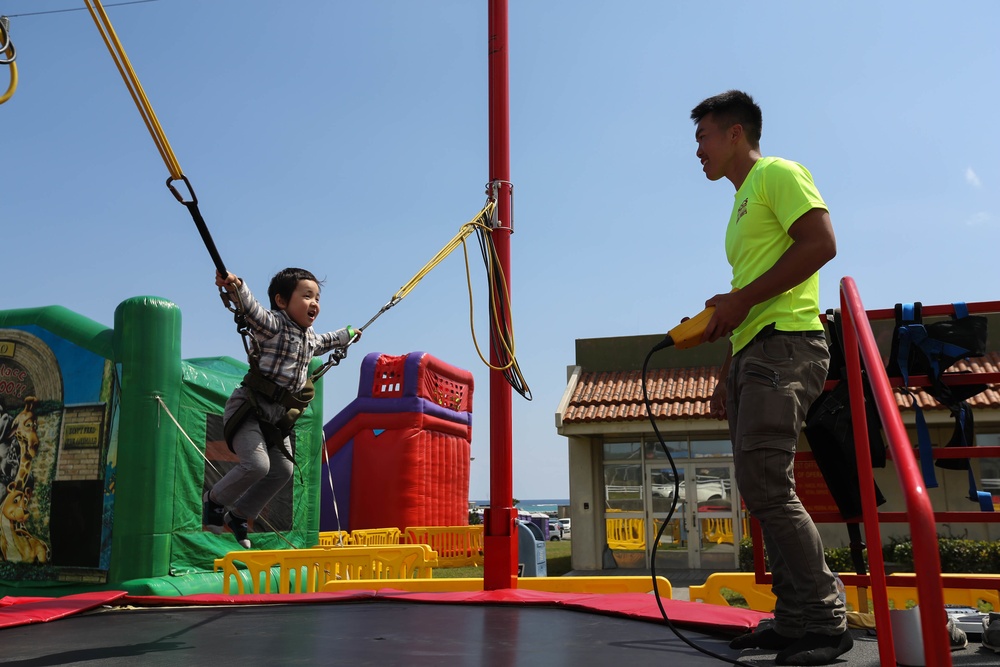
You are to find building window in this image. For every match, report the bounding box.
[977,432,1000,496]
[644,439,688,459]
[691,439,734,459]
[602,441,642,461]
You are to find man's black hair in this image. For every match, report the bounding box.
[690,90,763,148]
[268,267,322,310]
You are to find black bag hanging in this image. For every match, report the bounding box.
[804,309,887,520]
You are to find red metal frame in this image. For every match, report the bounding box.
[749,279,1000,665]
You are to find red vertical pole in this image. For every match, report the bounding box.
[483,0,518,590]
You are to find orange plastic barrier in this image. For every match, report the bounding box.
[214,545,438,594]
[403,525,484,567]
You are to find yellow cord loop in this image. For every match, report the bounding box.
[393,201,495,303]
[85,0,182,179]
[351,197,529,398]
[0,17,18,105]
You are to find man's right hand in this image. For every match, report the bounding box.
[702,290,750,343]
[710,382,727,420]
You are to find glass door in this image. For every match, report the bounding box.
[689,463,740,569]
[647,462,689,569]
[646,461,740,569]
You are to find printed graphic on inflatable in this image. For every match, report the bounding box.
[0,326,117,583]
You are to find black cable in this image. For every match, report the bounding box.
[641,342,748,665]
[7,0,160,19]
[475,224,531,400]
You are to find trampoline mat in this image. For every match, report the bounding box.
[0,601,744,667]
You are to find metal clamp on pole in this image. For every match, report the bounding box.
[486,180,514,232]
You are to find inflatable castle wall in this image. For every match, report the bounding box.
[321,352,473,532]
[0,298,328,596]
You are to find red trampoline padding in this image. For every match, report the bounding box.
[118,589,768,635]
[0,590,128,629]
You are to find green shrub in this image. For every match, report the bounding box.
[740,534,1000,574]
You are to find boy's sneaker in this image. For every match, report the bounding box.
[224,511,252,549]
[202,491,225,533]
[983,612,1000,653]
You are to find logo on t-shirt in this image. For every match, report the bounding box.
[736,198,748,223]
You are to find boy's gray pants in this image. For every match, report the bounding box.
[211,386,294,521]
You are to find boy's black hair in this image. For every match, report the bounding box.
[267,267,322,310]
[690,89,763,148]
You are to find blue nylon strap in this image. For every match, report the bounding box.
[897,326,913,384]
[913,404,938,489]
[969,469,995,511]
[953,302,969,319]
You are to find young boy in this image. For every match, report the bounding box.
[203,267,359,548]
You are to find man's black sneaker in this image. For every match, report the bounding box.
[203,491,225,533]
[729,627,799,650]
[982,612,1000,653]
[224,511,252,549]
[775,630,853,666]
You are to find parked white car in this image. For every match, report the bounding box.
[558,518,571,539]
[547,521,563,541]
[651,479,729,504]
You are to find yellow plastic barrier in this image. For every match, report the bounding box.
[320,575,673,597]
[317,531,353,547]
[701,517,734,544]
[215,545,438,594]
[689,572,1000,614]
[350,527,402,546]
[403,526,484,568]
[688,573,779,612]
[605,517,645,550]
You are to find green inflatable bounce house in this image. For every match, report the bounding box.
[0,297,325,596]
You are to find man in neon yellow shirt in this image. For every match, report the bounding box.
[692,90,851,665]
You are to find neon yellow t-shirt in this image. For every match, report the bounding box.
[726,156,827,354]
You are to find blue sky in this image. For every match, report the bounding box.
[3,1,998,500]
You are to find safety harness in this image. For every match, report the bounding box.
[219,286,349,463]
[886,302,992,511]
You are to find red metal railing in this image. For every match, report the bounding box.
[841,277,950,666]
[751,278,1000,666]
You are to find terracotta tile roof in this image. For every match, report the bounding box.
[561,352,1000,425]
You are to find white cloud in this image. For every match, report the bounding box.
[965,211,991,226]
[965,167,982,187]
